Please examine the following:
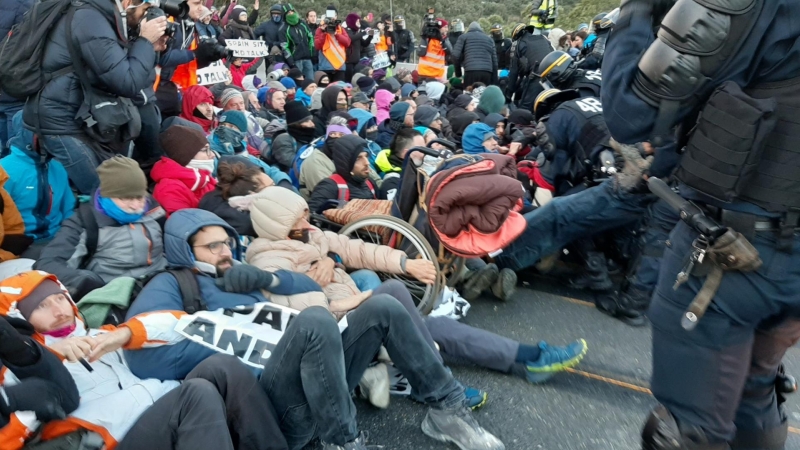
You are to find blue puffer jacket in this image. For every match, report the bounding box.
[124,208,322,381]
[0,0,34,103]
[0,112,75,240]
[22,0,157,134]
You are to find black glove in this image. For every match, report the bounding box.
[217,264,274,294]
[195,40,227,69]
[0,316,39,367]
[0,379,68,422]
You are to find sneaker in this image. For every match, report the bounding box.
[430,287,471,321]
[421,406,505,450]
[358,363,390,409]
[322,431,384,449]
[525,339,588,384]
[462,263,499,300]
[491,268,517,301]
[386,362,411,396]
[465,387,488,410]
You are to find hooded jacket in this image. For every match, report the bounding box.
[462,122,497,154]
[375,89,394,124]
[197,188,257,237]
[33,193,168,300]
[180,85,216,133]
[452,22,498,75]
[307,135,376,212]
[247,187,405,309]
[0,113,75,242]
[279,17,314,64]
[22,0,156,135]
[151,157,218,216]
[0,166,26,262]
[255,5,285,51]
[312,85,347,137]
[124,208,324,381]
[344,17,371,65]
[476,85,506,119]
[446,94,474,121]
[450,112,480,148]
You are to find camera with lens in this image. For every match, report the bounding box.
[422,7,441,39]
[143,6,179,37]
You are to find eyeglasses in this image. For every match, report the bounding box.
[193,236,236,255]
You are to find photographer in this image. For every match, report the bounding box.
[344,13,372,83]
[417,17,451,82]
[393,15,415,63]
[313,5,351,83]
[453,22,497,86]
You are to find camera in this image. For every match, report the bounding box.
[422,7,441,39]
[143,6,179,37]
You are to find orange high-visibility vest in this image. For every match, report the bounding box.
[418,39,446,79]
[172,37,198,90]
[323,33,346,70]
[153,66,161,92]
[376,35,392,53]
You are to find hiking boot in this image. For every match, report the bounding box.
[358,363,390,409]
[322,431,384,450]
[461,264,499,300]
[535,252,560,273]
[465,387,488,410]
[595,285,651,327]
[525,339,588,384]
[568,252,613,291]
[491,269,517,302]
[422,406,505,450]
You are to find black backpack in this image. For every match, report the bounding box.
[0,0,74,99]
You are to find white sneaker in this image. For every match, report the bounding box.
[358,363,390,409]
[429,287,471,321]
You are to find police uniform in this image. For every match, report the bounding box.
[506,30,554,110]
[602,0,800,447]
[563,70,603,98]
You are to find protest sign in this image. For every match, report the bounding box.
[196,61,231,86]
[372,52,391,70]
[394,62,417,74]
[225,39,269,57]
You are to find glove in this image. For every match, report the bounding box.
[610,139,654,192]
[0,379,68,422]
[217,264,274,293]
[195,40,227,68]
[534,121,556,160]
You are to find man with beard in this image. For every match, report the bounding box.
[308,134,379,212]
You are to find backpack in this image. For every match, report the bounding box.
[329,174,375,202]
[289,138,323,189]
[0,0,75,99]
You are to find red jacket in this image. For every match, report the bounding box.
[313,26,351,51]
[228,57,262,89]
[151,158,217,216]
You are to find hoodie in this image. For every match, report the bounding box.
[180,85,216,133]
[307,135,376,212]
[124,208,323,381]
[462,122,497,154]
[450,112,480,147]
[312,85,347,137]
[151,157,218,216]
[255,4,285,50]
[375,89,395,124]
[477,85,505,119]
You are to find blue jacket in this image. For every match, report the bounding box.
[208,134,292,186]
[124,208,322,381]
[0,112,74,240]
[462,123,497,155]
[0,0,34,103]
[295,89,312,108]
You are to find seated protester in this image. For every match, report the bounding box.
[376,128,426,200]
[199,158,276,238]
[242,74,265,97]
[248,188,589,400]
[447,93,477,121]
[257,88,287,122]
[375,89,394,124]
[280,77,298,101]
[228,56,264,89]
[1,112,75,245]
[475,85,506,120]
[295,80,316,107]
[298,117,352,199]
[308,135,379,212]
[350,92,372,111]
[462,122,500,155]
[483,113,513,154]
[346,109,382,186]
[414,95,434,108]
[34,157,168,300]
[401,83,418,100]
[180,85,217,134]
[425,81,447,107]
[448,112,480,149]
[208,111,292,187]
[414,106,444,138]
[312,85,349,138]
[375,101,416,149]
[153,125,218,216]
[269,102,316,172]
[287,68,305,84]
[0,271,286,450]
[355,76,376,98]
[124,209,507,450]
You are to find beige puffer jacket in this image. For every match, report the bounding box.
[246,187,406,311]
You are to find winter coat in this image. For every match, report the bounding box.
[33,193,168,300]
[22,0,156,135]
[394,28,415,61]
[220,17,257,44]
[198,188,257,237]
[375,90,394,124]
[270,132,298,171]
[314,26,351,72]
[312,85,347,137]
[0,113,75,241]
[229,58,263,89]
[453,23,498,75]
[308,135,377,213]
[151,157,218,216]
[299,147,335,199]
[0,166,26,262]
[279,21,315,63]
[346,28,372,64]
[255,16,285,51]
[374,149,403,200]
[180,85,216,133]
[247,187,404,306]
[124,208,325,381]
[208,136,292,186]
[0,0,33,103]
[195,21,222,41]
[374,119,401,149]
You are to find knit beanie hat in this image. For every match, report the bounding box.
[280,77,297,89]
[449,77,464,90]
[327,123,352,138]
[390,102,411,123]
[372,69,387,82]
[351,92,370,105]
[159,125,209,167]
[287,68,304,81]
[387,77,402,93]
[477,85,506,115]
[219,88,243,108]
[15,280,63,320]
[356,76,376,94]
[218,110,248,132]
[411,70,420,85]
[377,82,394,93]
[97,156,148,198]
[326,4,337,14]
[285,100,312,125]
[414,105,440,128]
[267,80,287,92]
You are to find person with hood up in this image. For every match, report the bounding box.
[446,93,477,121]
[34,157,168,300]
[401,83,418,100]
[298,117,352,198]
[242,75,265,96]
[307,135,379,212]
[278,4,316,81]
[255,4,286,58]
[220,4,258,43]
[314,5,351,83]
[0,270,289,450]
[196,6,223,41]
[180,85,217,133]
[475,85,506,120]
[462,122,501,155]
[152,125,219,216]
[348,108,384,186]
[295,80,316,107]
[312,84,349,137]
[374,89,395,124]
[425,81,447,106]
[344,13,372,82]
[453,22,498,86]
[0,112,75,245]
[449,111,480,148]
[375,101,415,149]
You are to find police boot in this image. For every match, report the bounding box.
[776,363,797,406]
[595,284,650,327]
[643,405,730,450]
[568,252,613,291]
[729,419,788,450]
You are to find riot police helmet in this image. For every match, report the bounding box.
[511,23,527,41]
[534,88,581,120]
[537,50,578,87]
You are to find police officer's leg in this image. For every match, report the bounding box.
[730,319,800,449]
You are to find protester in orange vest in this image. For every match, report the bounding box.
[416,18,452,81]
[313,5,351,83]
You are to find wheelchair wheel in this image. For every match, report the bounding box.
[339,215,443,315]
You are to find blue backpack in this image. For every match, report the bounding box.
[289,137,324,189]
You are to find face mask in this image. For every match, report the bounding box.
[42,321,77,338]
[187,158,217,174]
[98,196,147,224]
[288,228,310,243]
[287,93,296,102]
[215,126,246,150]
[286,12,299,25]
[336,102,349,111]
[366,130,378,141]
[272,15,282,23]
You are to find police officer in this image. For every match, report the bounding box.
[490,24,512,71]
[393,15,415,63]
[505,25,554,110]
[602,0,800,448]
[577,9,617,71]
[538,50,603,98]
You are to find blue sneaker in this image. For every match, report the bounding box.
[464,386,488,410]
[525,339,588,384]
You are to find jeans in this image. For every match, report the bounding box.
[259,296,464,449]
[649,221,800,445]
[495,179,654,271]
[350,269,382,292]
[39,135,102,194]
[0,101,23,156]
[295,59,314,81]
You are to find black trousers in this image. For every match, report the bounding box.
[117,354,287,450]
[464,70,494,87]
[325,70,346,83]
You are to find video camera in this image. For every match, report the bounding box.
[323,8,341,31]
[142,0,190,37]
[422,7,441,39]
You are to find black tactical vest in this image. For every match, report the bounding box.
[567,70,603,98]
[557,97,610,160]
[495,38,512,70]
[521,34,554,74]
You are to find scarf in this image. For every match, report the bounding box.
[97,195,147,225]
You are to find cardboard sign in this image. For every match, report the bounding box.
[196,61,231,86]
[175,303,347,368]
[372,52,391,70]
[225,39,269,57]
[394,62,417,74]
